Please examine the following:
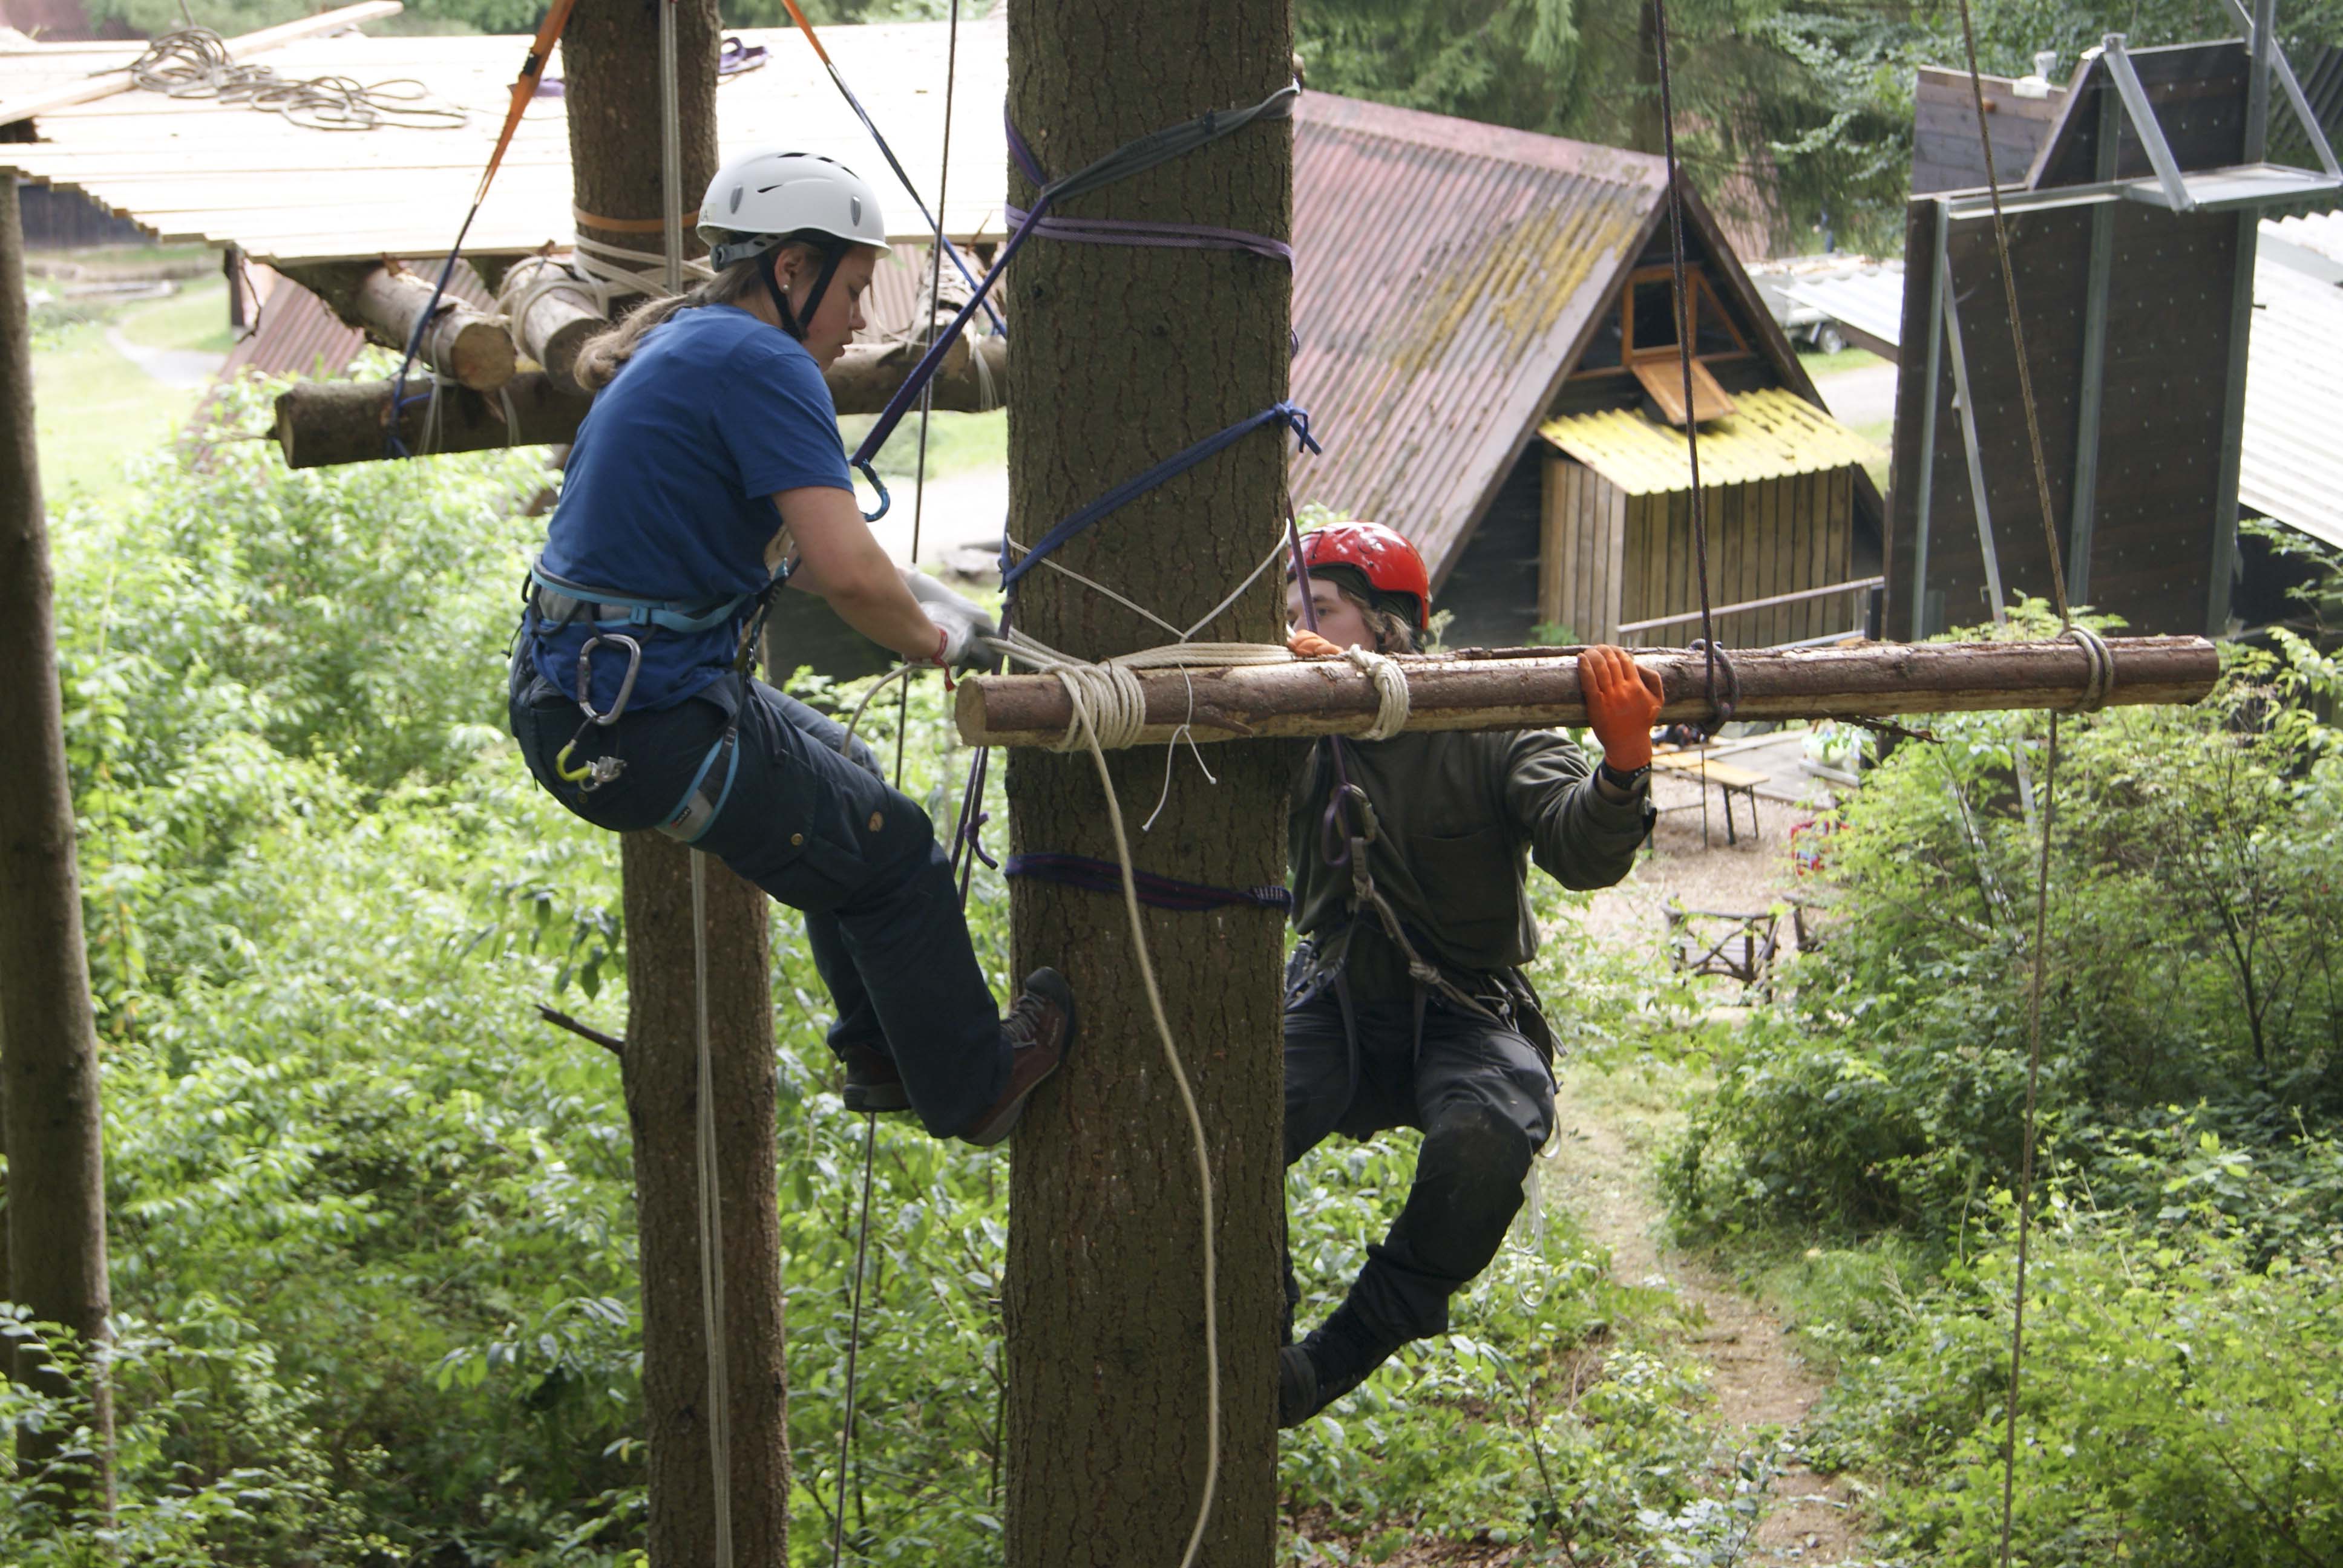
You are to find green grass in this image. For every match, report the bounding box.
[118,276,237,355]
[837,406,1006,480]
[1797,346,1887,378]
[31,275,233,502]
[27,242,220,280]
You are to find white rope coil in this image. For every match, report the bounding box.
[986,632,1297,752]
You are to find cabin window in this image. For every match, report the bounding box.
[1579,264,1752,377]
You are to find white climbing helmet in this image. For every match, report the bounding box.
[698,149,888,269]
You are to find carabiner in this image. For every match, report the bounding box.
[854,457,891,523]
[575,632,643,725]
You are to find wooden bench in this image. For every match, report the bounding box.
[1665,902,1783,993]
[1650,750,1768,845]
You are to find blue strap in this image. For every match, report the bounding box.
[1000,402,1320,589]
[1006,852,1291,913]
[849,82,1301,473]
[528,562,750,636]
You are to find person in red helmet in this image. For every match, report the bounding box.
[1277,518,1662,1426]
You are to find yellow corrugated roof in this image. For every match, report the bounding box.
[1539,387,1884,495]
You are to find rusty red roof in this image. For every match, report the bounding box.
[1289,93,1673,585]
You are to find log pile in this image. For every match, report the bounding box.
[954,636,2220,749]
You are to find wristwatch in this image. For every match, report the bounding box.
[1598,759,1650,793]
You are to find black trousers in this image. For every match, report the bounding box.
[1284,985,1556,1345]
[511,658,1007,1137]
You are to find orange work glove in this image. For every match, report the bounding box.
[1580,644,1665,772]
[1288,629,1343,659]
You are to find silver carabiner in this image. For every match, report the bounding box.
[576,632,643,726]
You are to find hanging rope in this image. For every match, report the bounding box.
[689,850,738,1568]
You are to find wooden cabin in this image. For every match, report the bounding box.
[1288,96,1886,651]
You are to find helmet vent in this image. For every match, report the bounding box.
[728,185,742,214]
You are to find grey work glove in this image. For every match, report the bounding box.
[902,568,1000,672]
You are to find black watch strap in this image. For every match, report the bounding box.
[1598,760,1650,792]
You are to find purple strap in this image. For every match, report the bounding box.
[1007,852,1292,913]
[1004,112,1293,266]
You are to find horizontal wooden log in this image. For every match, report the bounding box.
[352,264,516,391]
[270,331,1008,468]
[954,636,2219,749]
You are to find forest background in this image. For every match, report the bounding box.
[9,0,2343,1561]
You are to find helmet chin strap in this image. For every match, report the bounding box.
[758,242,846,342]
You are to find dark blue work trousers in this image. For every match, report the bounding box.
[510,659,1007,1137]
[1283,985,1556,1345]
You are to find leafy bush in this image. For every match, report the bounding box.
[1668,616,2343,1242]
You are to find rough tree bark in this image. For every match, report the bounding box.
[0,172,114,1512]
[560,4,791,1562]
[1003,5,1292,1566]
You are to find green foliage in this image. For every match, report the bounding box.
[1668,613,2343,1241]
[1659,600,2343,1566]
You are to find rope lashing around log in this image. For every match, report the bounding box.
[844,80,1301,509]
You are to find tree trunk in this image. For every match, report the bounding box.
[1003,5,1292,1566]
[0,172,114,1515]
[619,836,789,1564]
[560,4,791,1563]
[1634,0,1663,156]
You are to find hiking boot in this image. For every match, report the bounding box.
[1276,1302,1400,1428]
[839,1044,909,1114]
[961,967,1077,1147]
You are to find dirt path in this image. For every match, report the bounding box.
[1553,821,1861,1563]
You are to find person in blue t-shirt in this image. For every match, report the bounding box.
[510,149,1073,1147]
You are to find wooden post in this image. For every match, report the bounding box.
[269,335,1005,468]
[0,171,114,1516]
[558,2,791,1563]
[1003,4,1291,1565]
[957,636,2221,751]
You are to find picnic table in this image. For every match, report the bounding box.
[1650,746,1767,846]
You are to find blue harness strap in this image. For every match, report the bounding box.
[528,560,750,636]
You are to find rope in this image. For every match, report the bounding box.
[126,26,465,131]
[1003,114,1293,265]
[1648,0,1728,731]
[986,630,1297,751]
[849,81,1300,469]
[1942,2,2092,1558]
[690,850,737,1568]
[1340,645,1411,741]
[828,1111,879,1568]
[772,0,1004,336]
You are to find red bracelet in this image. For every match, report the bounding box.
[931,623,955,691]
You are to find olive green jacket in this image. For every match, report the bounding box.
[1288,731,1654,1001]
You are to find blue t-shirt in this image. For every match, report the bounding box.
[531,305,852,712]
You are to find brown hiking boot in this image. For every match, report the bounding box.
[961,967,1076,1147]
[840,1044,909,1114]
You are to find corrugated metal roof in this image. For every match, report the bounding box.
[2241,243,2343,551]
[1780,266,1907,359]
[0,18,1011,263]
[1538,388,1883,494]
[1288,93,1670,582]
[2266,209,2343,268]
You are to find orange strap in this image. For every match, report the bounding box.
[775,0,836,68]
[474,0,584,208]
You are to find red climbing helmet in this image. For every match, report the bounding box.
[1293,520,1431,630]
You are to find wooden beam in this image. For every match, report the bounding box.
[352,263,516,390]
[270,332,1008,467]
[497,255,603,394]
[955,635,2219,750]
[0,1,405,128]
